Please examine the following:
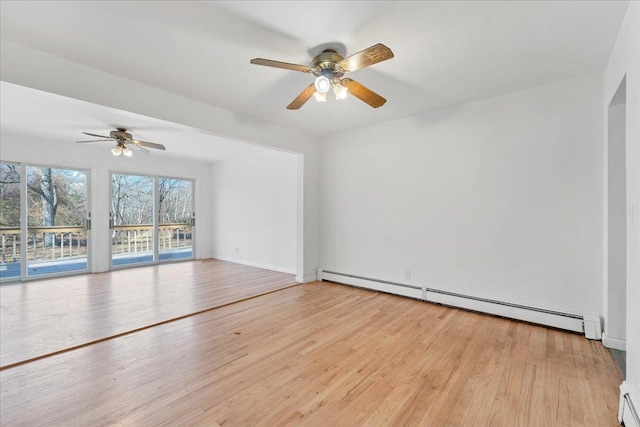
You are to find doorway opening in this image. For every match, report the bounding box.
[606,76,626,377]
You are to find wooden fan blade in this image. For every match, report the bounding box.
[287,83,316,110]
[338,43,394,73]
[129,142,149,153]
[82,132,113,139]
[250,58,313,73]
[76,139,113,143]
[341,78,387,108]
[132,139,166,151]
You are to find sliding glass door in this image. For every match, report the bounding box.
[0,162,90,282]
[1,165,195,280]
[159,177,193,261]
[110,173,194,269]
[0,163,21,281]
[26,166,89,277]
[110,173,155,267]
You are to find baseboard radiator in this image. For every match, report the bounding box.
[620,382,640,427]
[318,269,593,336]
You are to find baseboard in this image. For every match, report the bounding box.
[318,269,586,334]
[319,270,424,300]
[603,332,627,351]
[620,382,640,427]
[425,288,584,333]
[212,256,296,275]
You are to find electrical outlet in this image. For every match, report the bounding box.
[405,270,411,280]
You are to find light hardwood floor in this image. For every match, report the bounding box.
[0,281,621,426]
[0,259,297,368]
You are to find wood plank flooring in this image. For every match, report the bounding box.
[0,259,297,368]
[0,281,621,426]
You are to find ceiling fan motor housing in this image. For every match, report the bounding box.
[110,128,132,140]
[312,49,346,77]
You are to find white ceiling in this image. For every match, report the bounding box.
[0,0,630,144]
[0,82,276,163]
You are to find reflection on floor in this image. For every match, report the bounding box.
[0,259,88,278]
[0,249,192,280]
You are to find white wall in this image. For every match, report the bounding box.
[211,151,298,275]
[604,1,640,388]
[0,40,321,282]
[321,73,603,317]
[0,134,213,272]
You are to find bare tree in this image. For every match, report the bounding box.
[0,165,21,227]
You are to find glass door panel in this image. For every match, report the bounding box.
[111,173,155,267]
[26,166,89,277]
[0,163,21,281]
[158,178,194,261]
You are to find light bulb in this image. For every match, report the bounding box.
[313,91,327,102]
[333,83,348,100]
[123,147,132,157]
[111,145,123,156]
[314,75,331,94]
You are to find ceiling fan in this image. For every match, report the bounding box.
[250,43,394,110]
[76,128,166,157]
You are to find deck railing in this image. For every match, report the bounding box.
[0,226,87,263]
[0,223,192,264]
[157,223,192,251]
[112,223,191,255]
[0,227,19,263]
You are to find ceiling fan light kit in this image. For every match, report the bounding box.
[333,82,348,100]
[314,75,331,94]
[250,43,394,110]
[313,90,327,103]
[111,145,132,157]
[76,128,166,157]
